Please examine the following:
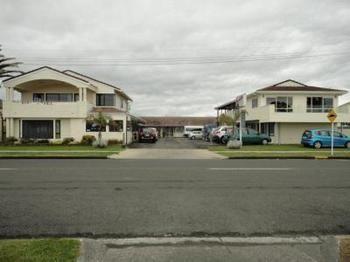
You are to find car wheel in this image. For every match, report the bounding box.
[345,141,350,149]
[221,136,228,144]
[262,139,268,145]
[314,141,322,149]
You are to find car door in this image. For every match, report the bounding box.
[333,131,345,147]
[319,130,331,147]
[246,128,260,144]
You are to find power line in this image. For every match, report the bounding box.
[18,51,350,67]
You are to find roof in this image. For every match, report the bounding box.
[140,116,217,127]
[3,66,89,84]
[256,79,346,93]
[64,70,132,101]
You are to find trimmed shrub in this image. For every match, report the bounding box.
[80,135,96,145]
[62,137,75,145]
[4,137,18,145]
[20,138,35,144]
[35,139,50,144]
[107,139,122,145]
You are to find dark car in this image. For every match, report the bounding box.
[139,128,158,143]
[224,128,271,145]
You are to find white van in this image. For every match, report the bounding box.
[184,126,203,137]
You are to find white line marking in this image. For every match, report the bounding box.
[209,167,293,171]
[0,168,17,171]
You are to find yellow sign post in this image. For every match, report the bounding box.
[327,109,337,156]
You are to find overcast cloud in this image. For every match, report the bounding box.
[1,0,350,116]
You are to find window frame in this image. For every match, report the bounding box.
[96,94,115,106]
[266,97,293,112]
[109,120,124,132]
[307,96,334,113]
[46,93,74,102]
[85,120,107,132]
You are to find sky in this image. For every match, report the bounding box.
[1,0,350,116]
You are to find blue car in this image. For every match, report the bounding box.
[301,129,350,149]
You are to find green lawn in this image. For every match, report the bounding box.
[0,145,123,158]
[0,239,80,262]
[209,144,350,158]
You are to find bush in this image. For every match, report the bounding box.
[62,137,75,145]
[35,139,50,144]
[20,138,35,144]
[80,135,96,145]
[92,139,108,148]
[107,139,122,145]
[4,136,18,145]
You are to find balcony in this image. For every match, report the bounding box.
[3,101,93,118]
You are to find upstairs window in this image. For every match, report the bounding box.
[33,93,45,102]
[307,97,333,112]
[266,97,293,112]
[46,93,73,102]
[96,94,115,106]
[252,98,258,108]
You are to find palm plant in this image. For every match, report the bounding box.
[0,45,23,79]
[87,112,111,147]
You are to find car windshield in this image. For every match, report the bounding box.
[303,130,312,138]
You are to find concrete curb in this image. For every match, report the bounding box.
[227,156,350,160]
[0,156,109,159]
[77,236,340,262]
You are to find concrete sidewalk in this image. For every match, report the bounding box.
[110,149,226,159]
[78,236,339,262]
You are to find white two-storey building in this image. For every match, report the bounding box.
[216,79,350,144]
[2,66,133,144]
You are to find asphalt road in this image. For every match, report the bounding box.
[0,159,350,238]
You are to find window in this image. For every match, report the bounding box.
[261,123,275,136]
[333,131,343,138]
[252,98,258,108]
[96,94,115,106]
[109,120,123,132]
[307,97,333,112]
[341,123,350,129]
[74,93,79,102]
[316,130,330,136]
[33,93,45,102]
[120,98,124,108]
[266,97,293,112]
[46,93,73,102]
[86,121,106,132]
[55,120,61,139]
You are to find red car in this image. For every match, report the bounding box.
[139,128,158,143]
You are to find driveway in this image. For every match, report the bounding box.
[117,137,223,159]
[128,137,212,149]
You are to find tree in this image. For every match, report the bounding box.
[218,110,241,126]
[0,45,23,79]
[86,111,111,147]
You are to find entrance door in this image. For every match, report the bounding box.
[22,120,54,139]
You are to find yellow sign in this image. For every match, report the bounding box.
[327,109,337,123]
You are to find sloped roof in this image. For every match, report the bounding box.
[64,70,132,101]
[257,79,346,93]
[140,116,216,127]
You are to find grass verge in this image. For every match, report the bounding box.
[339,237,350,262]
[0,145,123,158]
[0,239,80,262]
[209,144,350,158]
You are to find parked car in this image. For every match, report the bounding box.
[188,130,203,140]
[212,126,234,144]
[225,128,271,145]
[139,127,158,143]
[184,126,203,137]
[301,129,350,149]
[202,124,217,141]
